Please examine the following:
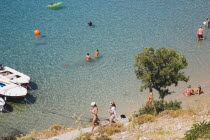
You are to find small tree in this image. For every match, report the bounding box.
[134,47,189,99]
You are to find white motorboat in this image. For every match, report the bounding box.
[0,77,27,99]
[0,97,5,112]
[0,65,30,87]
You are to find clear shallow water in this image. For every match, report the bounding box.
[1,0,210,136]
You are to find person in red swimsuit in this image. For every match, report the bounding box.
[197,26,204,40]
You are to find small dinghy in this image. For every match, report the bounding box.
[0,64,30,88]
[0,76,27,99]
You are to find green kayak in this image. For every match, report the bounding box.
[48,2,62,8]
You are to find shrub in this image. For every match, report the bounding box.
[153,100,165,114]
[163,100,182,110]
[184,121,210,140]
[139,100,182,115]
[136,114,156,125]
[139,104,155,115]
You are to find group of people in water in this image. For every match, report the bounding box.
[86,49,99,60]
[196,17,210,40]
[183,85,205,96]
[90,101,117,131]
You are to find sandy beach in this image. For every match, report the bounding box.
[43,89,210,140]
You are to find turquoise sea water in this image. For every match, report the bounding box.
[1,0,210,136]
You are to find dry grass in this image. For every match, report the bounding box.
[184,108,197,116]
[159,110,184,118]
[75,123,123,140]
[16,124,74,140]
[95,134,112,140]
[16,130,37,140]
[74,132,93,140]
[105,123,124,136]
[136,114,156,125]
[159,109,198,119]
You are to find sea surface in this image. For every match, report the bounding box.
[1,0,210,136]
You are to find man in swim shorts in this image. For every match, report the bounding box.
[197,26,204,40]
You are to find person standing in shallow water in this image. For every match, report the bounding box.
[146,88,153,105]
[108,102,117,123]
[197,26,204,40]
[94,49,99,57]
[85,53,91,60]
[90,102,99,131]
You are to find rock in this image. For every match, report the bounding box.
[94,132,101,136]
[139,136,148,140]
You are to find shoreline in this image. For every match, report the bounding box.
[18,89,209,140]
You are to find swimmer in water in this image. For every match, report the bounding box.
[85,53,91,60]
[88,21,93,27]
[94,49,99,57]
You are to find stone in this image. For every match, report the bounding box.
[139,136,148,140]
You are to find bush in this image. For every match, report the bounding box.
[139,104,155,115]
[184,121,210,140]
[163,100,182,110]
[153,100,165,114]
[136,114,156,125]
[139,100,182,115]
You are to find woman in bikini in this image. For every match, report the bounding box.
[90,102,99,131]
[192,85,205,95]
[183,85,192,96]
[108,102,117,123]
[146,88,153,105]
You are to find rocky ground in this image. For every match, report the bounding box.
[47,92,210,140]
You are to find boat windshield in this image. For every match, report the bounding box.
[0,83,6,87]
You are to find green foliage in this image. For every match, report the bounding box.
[134,47,189,99]
[184,121,210,140]
[153,100,165,114]
[163,100,182,110]
[139,104,155,115]
[139,100,182,115]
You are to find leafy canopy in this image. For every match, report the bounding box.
[134,47,189,99]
